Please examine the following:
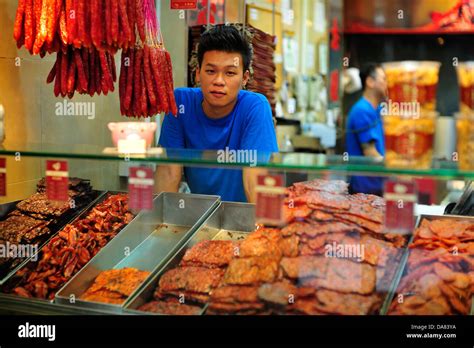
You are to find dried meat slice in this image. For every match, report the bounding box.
[257,281,304,306]
[138,300,202,315]
[224,256,279,285]
[288,179,349,197]
[278,235,300,257]
[84,268,150,297]
[333,213,383,235]
[292,191,351,210]
[296,221,363,239]
[155,290,210,304]
[239,233,282,260]
[283,204,313,222]
[300,258,376,295]
[210,285,259,304]
[16,193,71,217]
[0,214,51,244]
[280,256,328,279]
[208,301,266,313]
[315,289,382,315]
[310,210,334,222]
[180,240,236,268]
[159,267,224,294]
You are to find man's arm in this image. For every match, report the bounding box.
[154,164,182,194]
[361,141,384,159]
[243,167,268,203]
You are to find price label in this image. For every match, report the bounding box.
[255,174,286,226]
[171,0,197,10]
[0,158,6,197]
[46,160,69,202]
[128,167,154,211]
[384,180,417,234]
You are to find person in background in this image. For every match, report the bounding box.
[345,62,387,196]
[155,25,278,203]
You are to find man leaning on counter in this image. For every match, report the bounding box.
[155,25,278,203]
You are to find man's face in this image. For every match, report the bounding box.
[369,67,388,101]
[197,50,250,109]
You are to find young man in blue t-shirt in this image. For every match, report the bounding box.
[345,63,387,196]
[155,26,278,202]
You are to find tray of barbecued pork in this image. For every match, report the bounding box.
[0,177,102,286]
[54,192,220,313]
[124,201,256,315]
[384,214,474,315]
[0,191,134,306]
[126,179,414,316]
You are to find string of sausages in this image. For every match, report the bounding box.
[119,0,177,117]
[47,46,116,98]
[13,0,177,116]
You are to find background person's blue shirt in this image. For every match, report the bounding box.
[345,97,385,195]
[159,88,278,202]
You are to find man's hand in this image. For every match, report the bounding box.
[243,167,268,203]
[361,141,383,160]
[155,164,182,194]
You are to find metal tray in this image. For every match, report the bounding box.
[55,193,221,313]
[380,214,474,315]
[0,190,104,285]
[125,201,256,315]
[0,191,126,303]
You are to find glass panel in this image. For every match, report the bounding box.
[0,142,472,179]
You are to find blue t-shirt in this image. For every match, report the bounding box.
[159,88,278,202]
[346,97,385,195]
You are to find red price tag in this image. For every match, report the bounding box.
[128,167,154,211]
[384,180,417,234]
[0,158,6,197]
[171,0,197,9]
[255,174,286,226]
[46,160,69,202]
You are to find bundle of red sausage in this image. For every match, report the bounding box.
[13,0,141,54]
[119,46,176,117]
[13,0,177,117]
[47,47,116,98]
[118,0,177,117]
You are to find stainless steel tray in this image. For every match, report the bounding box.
[125,201,256,315]
[381,214,474,315]
[0,190,104,285]
[55,193,220,313]
[0,191,126,302]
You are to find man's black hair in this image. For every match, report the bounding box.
[359,62,382,90]
[197,25,252,72]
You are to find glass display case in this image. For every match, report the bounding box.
[0,144,472,316]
